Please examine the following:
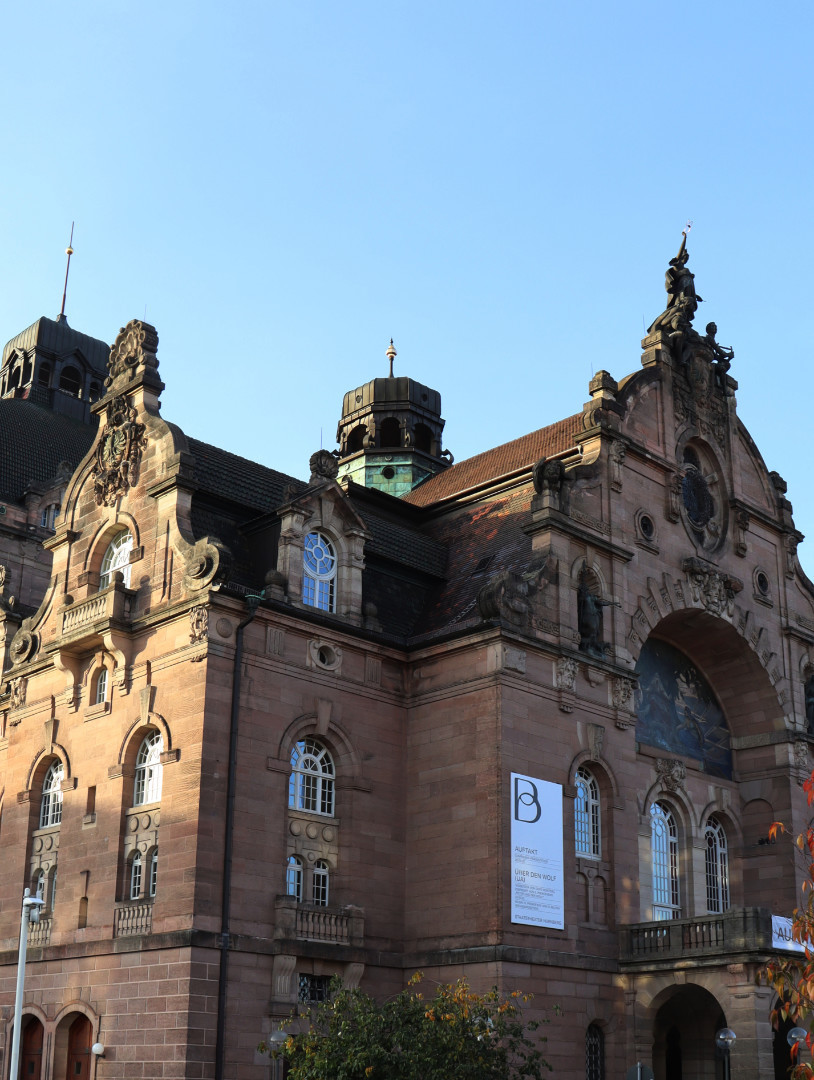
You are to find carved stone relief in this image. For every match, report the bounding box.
[105,320,159,388]
[655,758,686,792]
[189,606,209,644]
[10,676,26,710]
[93,396,147,506]
[683,557,742,618]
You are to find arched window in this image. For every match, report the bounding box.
[705,816,730,913]
[651,801,680,920]
[346,425,367,454]
[130,852,142,900]
[286,856,303,902]
[58,366,81,396]
[100,530,133,589]
[288,738,335,816]
[133,732,163,806]
[303,533,336,613]
[40,761,64,828]
[575,766,601,858]
[586,1023,605,1080]
[94,668,108,706]
[379,416,401,448]
[149,848,158,898]
[313,861,329,906]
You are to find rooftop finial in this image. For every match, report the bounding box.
[386,338,397,378]
[57,222,75,325]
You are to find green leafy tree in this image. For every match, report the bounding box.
[259,973,555,1080]
[759,772,814,1076]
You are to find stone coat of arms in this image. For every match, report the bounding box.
[93,396,147,506]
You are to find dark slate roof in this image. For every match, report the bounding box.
[2,317,109,373]
[187,438,307,513]
[404,414,582,508]
[411,484,534,638]
[359,509,447,577]
[0,398,98,503]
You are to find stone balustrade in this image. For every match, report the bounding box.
[620,906,773,964]
[114,901,153,937]
[27,915,52,948]
[274,895,364,946]
[61,577,134,637]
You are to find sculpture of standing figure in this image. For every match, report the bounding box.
[647,231,703,337]
[577,569,617,657]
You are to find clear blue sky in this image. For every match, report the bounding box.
[3,2,813,571]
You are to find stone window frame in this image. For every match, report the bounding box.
[575,765,601,859]
[40,761,64,829]
[302,531,338,613]
[288,737,335,818]
[286,855,304,902]
[129,850,143,900]
[100,529,134,590]
[149,847,158,897]
[704,815,730,914]
[133,731,164,806]
[650,800,681,920]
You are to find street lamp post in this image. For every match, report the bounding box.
[8,889,45,1080]
[715,1027,736,1080]
[788,1026,808,1066]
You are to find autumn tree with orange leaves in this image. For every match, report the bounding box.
[258,973,555,1080]
[759,771,814,1077]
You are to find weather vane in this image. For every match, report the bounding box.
[58,222,75,324]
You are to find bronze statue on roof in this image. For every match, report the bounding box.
[647,230,702,337]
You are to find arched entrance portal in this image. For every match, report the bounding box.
[652,985,726,1080]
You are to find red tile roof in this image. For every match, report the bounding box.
[404,413,582,508]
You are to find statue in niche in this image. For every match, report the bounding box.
[577,566,616,657]
[804,667,814,734]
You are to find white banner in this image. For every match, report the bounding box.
[510,773,564,929]
[772,915,809,954]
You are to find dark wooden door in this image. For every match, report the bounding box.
[21,1019,43,1080]
[66,1016,92,1080]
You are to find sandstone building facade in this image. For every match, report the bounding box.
[0,242,812,1079]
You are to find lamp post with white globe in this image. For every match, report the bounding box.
[715,1027,736,1080]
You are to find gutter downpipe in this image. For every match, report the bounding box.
[215,593,262,1080]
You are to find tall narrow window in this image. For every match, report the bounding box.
[130,852,142,900]
[94,668,108,706]
[289,739,335,816]
[286,856,303,902]
[575,766,601,858]
[312,861,329,906]
[303,532,336,612]
[50,868,57,911]
[651,801,680,920]
[100,530,133,589]
[133,732,164,805]
[705,816,730,913]
[40,761,64,828]
[586,1024,605,1080]
[149,848,158,898]
[34,870,46,902]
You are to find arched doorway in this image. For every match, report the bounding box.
[652,985,726,1080]
[21,1016,44,1080]
[66,1015,92,1080]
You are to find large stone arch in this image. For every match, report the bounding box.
[630,606,786,742]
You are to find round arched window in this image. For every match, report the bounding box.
[100,531,133,589]
[133,731,164,806]
[40,761,64,828]
[288,738,335,816]
[303,532,337,612]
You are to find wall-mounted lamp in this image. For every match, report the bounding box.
[91,1042,105,1057]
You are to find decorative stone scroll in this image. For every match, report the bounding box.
[93,396,147,506]
[106,320,159,388]
[9,627,37,666]
[309,449,340,484]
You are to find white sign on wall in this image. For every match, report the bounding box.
[510,772,564,929]
[772,915,810,954]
